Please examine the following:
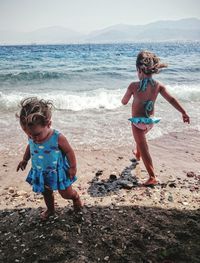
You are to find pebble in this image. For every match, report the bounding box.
[119,180,133,189]
[168,193,173,202]
[8,187,15,194]
[95,170,103,176]
[16,190,29,197]
[77,226,81,234]
[168,182,176,188]
[187,171,196,177]
[109,174,117,181]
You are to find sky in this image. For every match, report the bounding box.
[0,0,200,33]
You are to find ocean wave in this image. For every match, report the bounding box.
[167,67,200,73]
[165,84,200,102]
[0,67,128,84]
[0,84,200,112]
[0,67,198,86]
[0,71,71,83]
[0,90,123,111]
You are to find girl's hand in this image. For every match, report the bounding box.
[17,160,28,171]
[182,113,190,124]
[68,167,77,180]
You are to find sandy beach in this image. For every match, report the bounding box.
[0,5,200,261]
[0,129,199,262]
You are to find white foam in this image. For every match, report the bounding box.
[0,83,200,112]
[0,92,25,110]
[49,90,122,111]
[0,89,123,111]
[165,84,200,102]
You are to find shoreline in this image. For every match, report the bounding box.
[0,129,199,211]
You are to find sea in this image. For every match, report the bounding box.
[0,42,200,153]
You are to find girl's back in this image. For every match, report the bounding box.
[126,79,161,117]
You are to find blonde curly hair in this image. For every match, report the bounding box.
[136,50,168,74]
[17,97,53,127]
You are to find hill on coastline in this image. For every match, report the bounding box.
[0,18,200,44]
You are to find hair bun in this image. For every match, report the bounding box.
[136,50,168,74]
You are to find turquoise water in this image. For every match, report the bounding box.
[0,42,199,150]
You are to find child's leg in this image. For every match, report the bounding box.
[41,187,55,220]
[132,125,158,184]
[58,186,83,210]
[133,144,141,161]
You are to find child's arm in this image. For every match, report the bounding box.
[58,134,77,179]
[17,145,30,171]
[121,83,133,105]
[159,84,190,123]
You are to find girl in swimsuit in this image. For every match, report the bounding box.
[121,50,190,186]
[17,97,83,220]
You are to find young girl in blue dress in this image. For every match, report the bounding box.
[17,97,82,220]
[122,50,190,186]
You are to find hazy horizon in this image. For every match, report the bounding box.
[1,17,200,34]
[0,0,200,33]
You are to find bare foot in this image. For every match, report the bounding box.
[133,149,140,161]
[143,177,159,186]
[73,195,83,212]
[40,209,55,221]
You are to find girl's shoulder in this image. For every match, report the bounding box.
[54,130,65,144]
[130,81,140,86]
[153,80,166,91]
[128,81,140,91]
[57,132,69,144]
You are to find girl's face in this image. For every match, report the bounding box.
[22,124,51,143]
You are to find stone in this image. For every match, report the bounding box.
[187,171,196,177]
[8,187,15,194]
[104,256,109,261]
[95,170,103,176]
[109,174,117,181]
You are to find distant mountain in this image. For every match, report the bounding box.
[0,18,200,45]
[85,18,200,42]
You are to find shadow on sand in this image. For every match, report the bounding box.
[87,159,140,197]
[0,204,200,263]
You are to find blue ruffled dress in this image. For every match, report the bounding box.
[26,130,77,193]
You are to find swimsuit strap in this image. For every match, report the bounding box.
[137,78,155,117]
[137,78,155,92]
[144,100,154,117]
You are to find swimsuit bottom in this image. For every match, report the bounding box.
[128,117,161,132]
[132,123,154,132]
